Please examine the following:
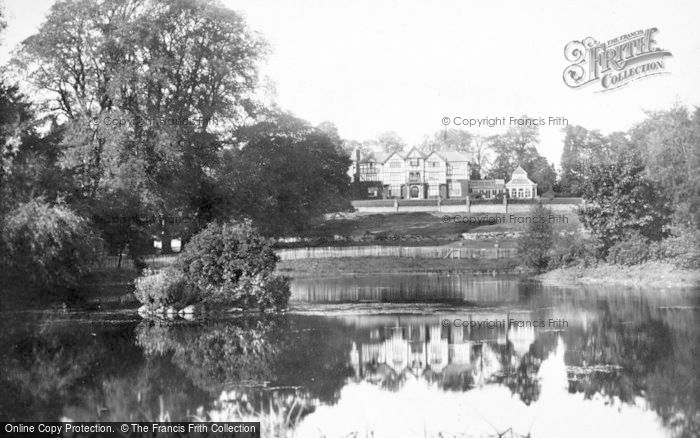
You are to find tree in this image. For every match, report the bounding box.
[486,120,555,194]
[517,203,553,271]
[486,120,540,180]
[559,125,609,196]
[469,135,491,179]
[14,0,268,256]
[1,199,102,291]
[578,150,670,253]
[419,129,473,154]
[630,105,700,230]
[219,112,352,236]
[375,131,406,154]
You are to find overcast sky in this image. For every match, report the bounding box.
[2,0,699,167]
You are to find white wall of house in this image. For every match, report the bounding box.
[381,153,406,197]
[356,149,472,199]
[425,152,447,198]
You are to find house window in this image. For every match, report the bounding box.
[410,159,419,167]
[428,185,440,197]
[429,161,439,167]
[525,189,531,198]
[409,171,421,182]
[389,161,402,168]
[449,182,461,197]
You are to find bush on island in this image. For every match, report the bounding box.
[134,220,290,314]
[134,267,198,310]
[1,199,102,293]
[178,220,279,292]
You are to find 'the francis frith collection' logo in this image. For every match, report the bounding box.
[563,28,672,92]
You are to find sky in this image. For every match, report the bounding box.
[2,0,699,167]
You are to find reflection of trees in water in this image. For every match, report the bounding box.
[492,333,559,406]
[135,317,355,403]
[134,316,355,429]
[562,307,698,438]
[0,314,209,422]
[136,319,281,393]
[0,320,110,420]
[1,294,697,437]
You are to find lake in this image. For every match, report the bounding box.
[1,274,698,438]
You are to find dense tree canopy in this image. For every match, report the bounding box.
[219,112,352,235]
[630,105,700,229]
[579,150,671,252]
[486,120,556,194]
[11,0,268,251]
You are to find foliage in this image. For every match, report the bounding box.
[548,230,600,269]
[179,220,277,289]
[220,111,352,236]
[418,128,473,154]
[605,232,656,266]
[486,119,556,194]
[173,219,290,311]
[559,125,611,196]
[654,226,700,269]
[517,203,553,271]
[375,131,406,154]
[0,84,68,217]
[13,0,268,253]
[630,105,700,230]
[134,268,198,309]
[578,150,670,254]
[136,319,282,391]
[1,199,102,290]
[228,274,291,312]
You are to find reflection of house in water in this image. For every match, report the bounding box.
[349,322,538,390]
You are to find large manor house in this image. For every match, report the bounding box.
[351,147,538,200]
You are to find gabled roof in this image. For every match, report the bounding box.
[425,151,447,162]
[382,151,405,163]
[506,166,536,186]
[404,147,425,158]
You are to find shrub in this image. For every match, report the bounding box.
[655,226,700,269]
[606,232,655,266]
[1,199,102,290]
[220,274,291,312]
[578,151,670,252]
[132,219,292,312]
[517,203,553,271]
[548,230,600,269]
[179,220,279,292]
[134,267,198,309]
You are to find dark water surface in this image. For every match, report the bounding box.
[1,274,698,438]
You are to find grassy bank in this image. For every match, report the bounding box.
[276,256,519,277]
[538,261,700,288]
[304,211,579,241]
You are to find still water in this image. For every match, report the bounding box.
[1,274,698,438]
